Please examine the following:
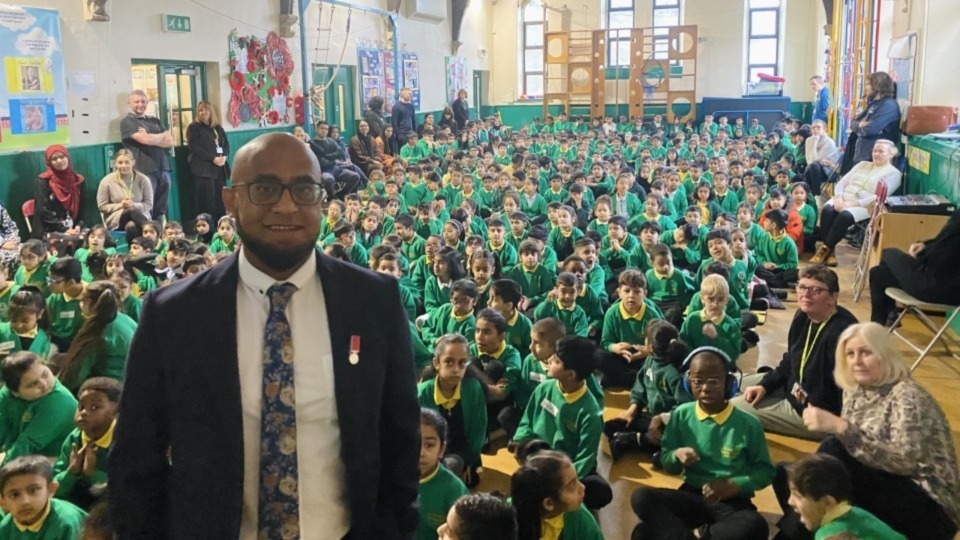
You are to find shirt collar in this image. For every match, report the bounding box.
[821,502,853,526]
[557,300,576,312]
[541,513,565,540]
[699,310,726,325]
[654,268,674,280]
[63,283,87,303]
[482,341,507,359]
[523,263,540,273]
[506,310,519,326]
[14,500,51,532]
[559,380,588,404]
[15,327,38,339]
[434,380,462,410]
[694,402,734,425]
[81,419,116,449]
[420,464,441,484]
[579,284,588,297]
[451,309,473,323]
[619,301,647,321]
[238,247,316,296]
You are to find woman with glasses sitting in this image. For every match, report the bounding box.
[732,265,858,441]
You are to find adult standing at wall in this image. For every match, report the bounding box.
[847,71,901,168]
[810,75,831,124]
[391,87,417,145]
[120,90,174,221]
[802,119,842,196]
[364,96,387,140]
[452,88,470,132]
[187,100,230,220]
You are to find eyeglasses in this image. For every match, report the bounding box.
[688,377,722,389]
[796,284,831,296]
[46,276,64,285]
[232,181,325,206]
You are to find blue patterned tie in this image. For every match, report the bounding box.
[258,282,300,539]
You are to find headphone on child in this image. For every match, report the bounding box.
[680,346,741,399]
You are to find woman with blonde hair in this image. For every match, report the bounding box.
[793,322,960,539]
[96,149,153,245]
[187,100,230,219]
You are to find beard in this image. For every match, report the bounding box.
[236,219,315,273]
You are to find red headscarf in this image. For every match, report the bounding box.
[39,145,84,220]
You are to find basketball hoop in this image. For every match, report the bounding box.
[639,57,666,99]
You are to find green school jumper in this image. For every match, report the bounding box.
[533,301,590,337]
[0,283,18,322]
[423,277,452,312]
[402,182,429,211]
[547,227,584,262]
[600,300,664,351]
[470,342,523,400]
[630,355,692,414]
[520,193,548,217]
[417,377,488,467]
[504,264,556,307]
[550,504,605,540]
[0,498,87,540]
[661,402,775,498]
[687,291,742,324]
[713,190,741,215]
[73,247,117,283]
[53,425,112,505]
[14,259,53,298]
[516,354,604,411]
[756,232,799,270]
[645,268,697,305]
[0,380,77,465]
[60,312,138,394]
[680,311,742,364]
[796,202,817,237]
[513,381,602,478]
[46,291,84,348]
[415,464,469,540]
[543,188,569,205]
[659,231,701,269]
[410,322,434,371]
[488,241,518,273]
[695,258,750,311]
[122,294,143,323]
[401,235,427,262]
[576,285,605,335]
[584,264,607,303]
[814,504,906,540]
[738,221,766,250]
[209,234,238,255]
[421,304,476,346]
[0,324,52,359]
[586,219,609,238]
[504,310,533,356]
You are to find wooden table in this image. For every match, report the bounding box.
[869,211,951,268]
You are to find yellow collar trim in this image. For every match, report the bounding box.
[434,380,462,410]
[560,380,588,404]
[541,513,565,540]
[619,301,646,321]
[695,402,734,425]
[579,284,588,297]
[420,464,441,484]
[63,283,87,303]
[506,310,519,326]
[482,341,507,359]
[557,300,576,312]
[451,310,473,323]
[699,310,726,325]
[523,264,540,273]
[14,500,51,532]
[771,231,787,241]
[821,502,853,526]
[0,283,14,297]
[654,269,674,280]
[81,419,116,449]
[14,327,38,339]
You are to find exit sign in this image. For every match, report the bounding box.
[162,14,191,33]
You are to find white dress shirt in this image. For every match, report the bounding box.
[237,248,350,539]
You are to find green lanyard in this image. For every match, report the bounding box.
[800,311,835,382]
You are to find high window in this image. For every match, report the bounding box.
[606,0,634,67]
[746,0,782,82]
[521,1,544,97]
[652,0,681,63]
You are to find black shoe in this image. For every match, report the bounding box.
[609,432,640,461]
[743,329,760,344]
[651,451,663,470]
[772,288,789,300]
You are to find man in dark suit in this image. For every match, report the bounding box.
[109,132,420,539]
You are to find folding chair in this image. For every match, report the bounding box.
[885,287,960,372]
[21,200,34,235]
[851,181,888,302]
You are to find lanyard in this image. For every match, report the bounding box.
[800,311,835,382]
[116,172,133,198]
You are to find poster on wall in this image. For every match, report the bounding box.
[0,4,68,150]
[400,52,420,111]
[445,56,468,105]
[383,49,396,112]
[357,48,384,111]
[226,29,295,127]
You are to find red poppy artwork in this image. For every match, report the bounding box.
[227,29,296,127]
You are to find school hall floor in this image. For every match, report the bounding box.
[475,242,960,539]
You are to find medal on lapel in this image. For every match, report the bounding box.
[349,335,360,365]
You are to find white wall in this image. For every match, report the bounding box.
[18,0,491,147]
[489,0,823,107]
[901,0,960,107]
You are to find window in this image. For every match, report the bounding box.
[746,0,781,83]
[652,0,681,62]
[606,0,634,68]
[522,1,544,97]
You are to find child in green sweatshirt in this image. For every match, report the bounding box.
[504,240,556,312]
[630,347,774,540]
[755,208,799,290]
[512,336,612,510]
[0,353,77,465]
[421,279,478,346]
[0,455,87,539]
[680,275,743,364]
[532,273,589,337]
[52,377,120,510]
[604,320,693,461]
[783,454,906,540]
[417,334,488,488]
[415,408,469,540]
[0,288,51,360]
[436,493,518,539]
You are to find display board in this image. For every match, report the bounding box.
[0,4,68,150]
[445,56,468,104]
[356,44,419,113]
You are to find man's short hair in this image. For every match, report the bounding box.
[799,265,840,293]
[0,455,53,493]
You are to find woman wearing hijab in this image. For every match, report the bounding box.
[34,145,85,239]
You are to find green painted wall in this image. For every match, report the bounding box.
[0,125,290,239]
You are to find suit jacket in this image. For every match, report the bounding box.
[109,251,421,539]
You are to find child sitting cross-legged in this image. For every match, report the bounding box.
[420,279,478,346]
[599,269,664,388]
[417,334,488,488]
[645,243,697,329]
[511,336,612,511]
[52,377,121,510]
[630,347,774,540]
[0,455,87,538]
[488,279,533,355]
[468,309,523,430]
[680,275,742,364]
[416,408,469,539]
[532,272,590,337]
[604,320,692,461]
[755,208,800,291]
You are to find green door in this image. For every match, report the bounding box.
[312,65,357,140]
